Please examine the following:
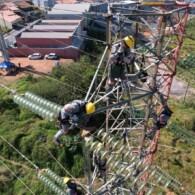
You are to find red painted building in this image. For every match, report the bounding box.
[8,20,85,59]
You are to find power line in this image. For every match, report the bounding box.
[25,3,191,37]
[0,135,88,193]
[44,146,89,193]
[0,136,39,170]
[3,40,91,96]
[0,158,36,195]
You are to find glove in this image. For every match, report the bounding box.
[70,115,79,124]
[123,57,131,64]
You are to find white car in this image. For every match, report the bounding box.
[44,53,58,60]
[28,53,42,60]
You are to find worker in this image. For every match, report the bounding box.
[54,100,96,146]
[64,177,82,195]
[93,143,107,179]
[105,35,135,97]
[94,154,107,178]
[147,105,173,139]
[18,63,21,72]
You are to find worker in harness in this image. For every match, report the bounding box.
[64,177,83,195]
[93,143,107,181]
[105,35,135,98]
[147,105,173,140]
[54,100,96,146]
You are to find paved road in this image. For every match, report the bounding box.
[170,76,188,96]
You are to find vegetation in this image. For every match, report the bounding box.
[0,54,102,195]
[177,17,195,87]
[154,98,195,194]
[0,26,10,34]
[0,17,195,195]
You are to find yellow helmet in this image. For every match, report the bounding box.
[123,36,135,48]
[85,102,95,114]
[64,177,70,184]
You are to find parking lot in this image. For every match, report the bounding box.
[0,57,73,81]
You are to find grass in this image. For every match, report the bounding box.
[0,20,195,193]
[153,98,195,194]
[176,17,195,87]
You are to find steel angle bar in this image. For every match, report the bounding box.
[110,119,126,130]
[98,178,125,195]
[110,110,126,128]
[90,91,154,116]
[94,85,121,105]
[94,177,116,194]
[168,6,189,14]
[88,75,107,103]
[139,16,157,35]
[137,168,157,193]
[128,83,152,93]
[121,12,169,17]
[91,167,98,187]
[85,46,108,102]
[109,127,144,131]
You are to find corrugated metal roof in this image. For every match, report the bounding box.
[21,32,73,38]
[32,25,78,30]
[41,20,81,24]
[50,3,91,15]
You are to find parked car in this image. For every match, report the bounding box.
[28,53,42,60]
[45,53,58,60]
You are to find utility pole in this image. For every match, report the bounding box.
[0,13,7,31]
[0,30,9,61]
[105,4,112,131]
[106,4,112,56]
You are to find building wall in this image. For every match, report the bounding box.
[0,18,12,29]
[16,37,72,48]
[33,0,55,8]
[8,47,80,60]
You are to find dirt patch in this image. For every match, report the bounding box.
[0,57,73,81]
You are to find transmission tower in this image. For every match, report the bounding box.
[8,2,192,194]
[84,2,190,194]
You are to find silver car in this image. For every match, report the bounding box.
[28,53,42,60]
[45,53,58,60]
